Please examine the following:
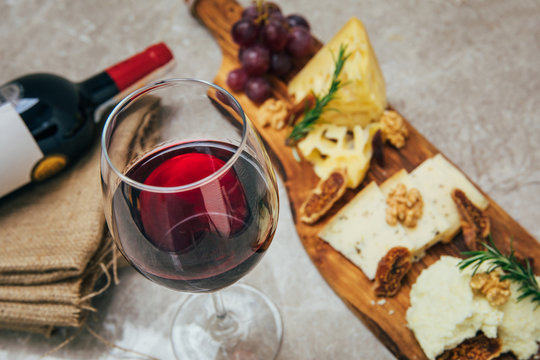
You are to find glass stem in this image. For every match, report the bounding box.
[212,292,227,320]
[209,291,240,344]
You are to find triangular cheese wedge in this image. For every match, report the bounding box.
[288,17,386,128]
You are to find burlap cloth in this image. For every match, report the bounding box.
[0,137,112,335]
[0,96,159,337]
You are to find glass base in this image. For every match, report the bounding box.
[170,283,283,360]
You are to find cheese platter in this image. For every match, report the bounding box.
[189,0,540,358]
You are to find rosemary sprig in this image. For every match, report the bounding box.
[286,44,351,145]
[458,235,540,306]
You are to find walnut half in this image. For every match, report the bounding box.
[258,98,289,130]
[380,110,409,148]
[374,246,412,297]
[386,183,423,228]
[470,270,511,307]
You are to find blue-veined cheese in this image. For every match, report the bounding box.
[380,169,451,257]
[409,154,488,242]
[319,182,411,279]
[318,154,490,280]
[378,154,489,258]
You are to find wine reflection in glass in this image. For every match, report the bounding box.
[100,78,281,359]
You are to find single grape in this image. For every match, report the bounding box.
[286,14,310,30]
[242,5,259,21]
[231,19,259,47]
[226,68,248,92]
[270,52,292,77]
[240,44,270,75]
[244,77,272,104]
[286,26,313,58]
[262,22,288,52]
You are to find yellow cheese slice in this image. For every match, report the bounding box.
[288,17,387,128]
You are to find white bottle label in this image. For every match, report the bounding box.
[0,103,43,198]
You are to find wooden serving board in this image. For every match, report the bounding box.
[190,0,540,358]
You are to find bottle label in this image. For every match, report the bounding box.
[0,103,44,198]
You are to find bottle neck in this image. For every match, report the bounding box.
[77,72,119,107]
[77,42,174,107]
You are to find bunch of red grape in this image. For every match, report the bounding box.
[227,1,313,104]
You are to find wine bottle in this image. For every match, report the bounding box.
[0,42,174,199]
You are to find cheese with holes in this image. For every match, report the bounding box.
[406,256,504,360]
[288,17,386,128]
[319,182,411,279]
[297,122,380,188]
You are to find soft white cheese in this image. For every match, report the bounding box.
[406,256,503,359]
[499,278,540,359]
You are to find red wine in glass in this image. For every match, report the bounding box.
[111,140,276,293]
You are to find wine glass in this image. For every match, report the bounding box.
[100,78,282,359]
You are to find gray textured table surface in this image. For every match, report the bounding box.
[1,0,539,359]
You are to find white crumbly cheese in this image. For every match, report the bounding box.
[498,278,540,359]
[408,257,540,359]
[319,182,411,280]
[380,169,451,257]
[406,256,503,360]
